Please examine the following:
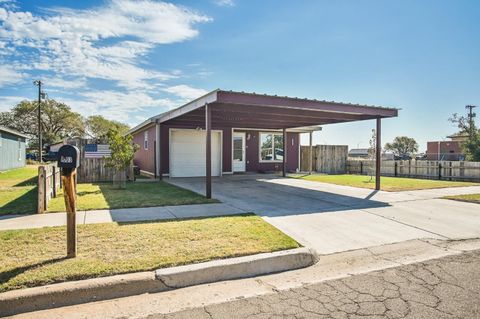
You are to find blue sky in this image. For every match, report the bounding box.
[1,0,479,151]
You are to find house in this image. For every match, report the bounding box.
[129,89,398,196]
[426,134,466,161]
[0,126,27,171]
[348,148,370,159]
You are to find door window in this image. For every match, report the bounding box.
[233,136,243,161]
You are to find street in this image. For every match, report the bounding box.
[147,250,480,319]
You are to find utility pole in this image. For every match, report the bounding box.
[466,105,477,139]
[34,80,43,163]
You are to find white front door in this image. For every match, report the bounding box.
[233,132,246,172]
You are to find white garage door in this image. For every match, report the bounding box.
[170,130,222,177]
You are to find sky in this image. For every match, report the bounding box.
[0,0,479,151]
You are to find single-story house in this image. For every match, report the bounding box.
[129,90,398,196]
[0,126,27,171]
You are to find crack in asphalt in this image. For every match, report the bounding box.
[149,249,480,319]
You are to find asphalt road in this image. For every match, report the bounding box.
[146,250,480,319]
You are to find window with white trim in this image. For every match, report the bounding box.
[144,131,149,150]
[260,132,283,162]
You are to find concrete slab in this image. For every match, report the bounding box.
[0,211,86,231]
[167,175,480,254]
[263,209,442,254]
[366,198,480,239]
[167,203,245,219]
[0,204,243,230]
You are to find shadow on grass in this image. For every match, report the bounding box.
[96,181,217,211]
[0,187,37,215]
[115,212,255,226]
[77,189,102,196]
[0,256,68,287]
[13,176,38,187]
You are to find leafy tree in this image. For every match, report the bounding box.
[384,136,419,157]
[449,113,480,161]
[105,128,139,188]
[85,115,130,141]
[0,99,85,148]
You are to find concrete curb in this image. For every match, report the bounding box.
[0,248,316,317]
[156,247,317,288]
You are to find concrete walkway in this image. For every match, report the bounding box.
[0,203,244,231]
[167,175,480,255]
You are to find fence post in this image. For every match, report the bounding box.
[37,166,45,214]
[394,161,398,177]
[360,161,363,175]
[52,166,57,198]
[438,162,442,180]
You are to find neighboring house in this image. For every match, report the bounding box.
[426,134,466,161]
[348,148,370,159]
[0,126,27,171]
[129,90,398,184]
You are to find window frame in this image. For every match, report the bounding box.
[259,132,284,163]
[144,131,149,150]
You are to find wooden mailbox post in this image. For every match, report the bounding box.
[57,145,80,258]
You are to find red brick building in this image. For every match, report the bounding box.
[426,134,467,161]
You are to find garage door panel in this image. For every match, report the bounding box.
[170,130,221,177]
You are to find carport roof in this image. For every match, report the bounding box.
[129,89,399,134]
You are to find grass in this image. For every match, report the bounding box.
[0,165,215,215]
[290,174,480,192]
[444,193,480,204]
[0,165,38,188]
[0,166,38,215]
[47,182,217,212]
[0,214,299,292]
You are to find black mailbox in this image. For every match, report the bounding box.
[57,145,80,169]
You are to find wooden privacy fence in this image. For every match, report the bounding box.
[37,164,61,214]
[300,145,348,174]
[347,160,480,182]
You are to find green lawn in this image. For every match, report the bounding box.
[444,193,480,204]
[291,174,479,192]
[47,182,217,212]
[0,166,38,215]
[0,214,299,292]
[0,166,216,215]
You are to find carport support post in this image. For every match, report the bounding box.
[375,118,381,190]
[309,131,313,174]
[282,128,287,177]
[205,103,212,199]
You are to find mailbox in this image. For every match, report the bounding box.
[57,145,80,169]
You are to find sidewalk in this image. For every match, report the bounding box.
[0,203,245,231]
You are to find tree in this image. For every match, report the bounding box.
[105,128,139,188]
[449,113,480,161]
[384,136,419,157]
[85,115,130,141]
[0,99,85,148]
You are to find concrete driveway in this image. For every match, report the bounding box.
[167,175,480,254]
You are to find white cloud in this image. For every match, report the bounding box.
[162,84,209,100]
[213,0,235,7]
[0,0,210,89]
[0,95,27,112]
[0,65,24,87]
[62,90,177,123]
[43,76,87,89]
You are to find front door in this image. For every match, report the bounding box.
[233,132,246,172]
